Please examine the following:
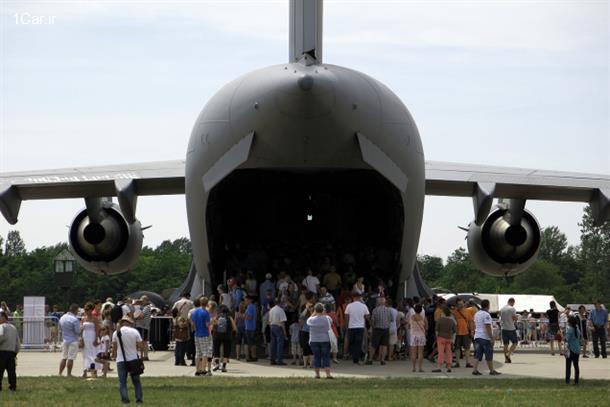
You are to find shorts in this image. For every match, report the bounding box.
[245,330,257,346]
[474,338,493,361]
[213,333,233,359]
[235,329,245,345]
[137,327,149,341]
[547,323,559,339]
[291,341,302,356]
[195,336,213,359]
[371,328,390,348]
[409,334,426,347]
[62,342,79,360]
[300,331,313,356]
[502,329,518,345]
[455,335,472,349]
[389,331,398,346]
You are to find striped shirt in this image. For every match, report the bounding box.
[371,305,393,329]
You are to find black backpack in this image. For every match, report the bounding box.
[111,304,124,324]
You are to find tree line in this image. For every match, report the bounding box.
[0,207,608,308]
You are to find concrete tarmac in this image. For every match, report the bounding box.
[14,347,610,380]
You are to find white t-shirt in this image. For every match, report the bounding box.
[499,305,516,331]
[474,310,493,340]
[345,301,370,329]
[268,305,287,326]
[389,307,399,333]
[112,326,142,362]
[302,275,320,293]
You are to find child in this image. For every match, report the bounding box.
[289,320,301,365]
[95,326,111,377]
[174,317,191,366]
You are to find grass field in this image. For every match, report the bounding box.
[1,377,608,406]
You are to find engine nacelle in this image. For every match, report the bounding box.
[68,202,143,275]
[467,207,541,277]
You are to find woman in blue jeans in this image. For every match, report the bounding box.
[307,303,333,379]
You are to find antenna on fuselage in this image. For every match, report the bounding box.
[289,0,323,63]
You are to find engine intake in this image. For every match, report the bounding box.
[69,202,143,275]
[467,207,541,277]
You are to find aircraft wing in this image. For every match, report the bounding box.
[1,159,609,225]
[425,160,610,225]
[0,160,186,224]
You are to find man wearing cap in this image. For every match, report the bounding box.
[260,274,276,311]
[58,303,81,377]
[0,310,20,391]
[112,316,143,404]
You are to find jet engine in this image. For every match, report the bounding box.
[68,200,143,275]
[467,202,541,277]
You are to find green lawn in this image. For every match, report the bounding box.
[1,377,608,406]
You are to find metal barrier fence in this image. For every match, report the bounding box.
[7,316,176,350]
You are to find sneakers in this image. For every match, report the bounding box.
[472,370,482,376]
[432,369,442,373]
[446,368,452,373]
[221,367,227,373]
[465,363,474,368]
[504,355,512,363]
[365,360,373,365]
[380,361,386,366]
[490,370,501,376]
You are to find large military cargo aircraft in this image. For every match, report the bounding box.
[1,1,608,298]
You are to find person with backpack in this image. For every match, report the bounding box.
[212,305,237,372]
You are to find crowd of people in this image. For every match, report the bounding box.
[0,271,608,393]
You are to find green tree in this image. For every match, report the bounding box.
[539,226,568,262]
[4,230,26,257]
[0,234,4,256]
[417,255,444,283]
[577,206,610,302]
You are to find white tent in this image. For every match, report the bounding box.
[477,293,564,313]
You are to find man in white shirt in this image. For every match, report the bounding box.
[112,316,143,404]
[499,298,518,363]
[472,299,500,376]
[268,301,288,365]
[344,292,370,364]
[302,269,320,294]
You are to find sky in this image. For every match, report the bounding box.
[0,0,609,262]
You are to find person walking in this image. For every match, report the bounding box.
[344,292,369,365]
[0,310,20,391]
[499,298,518,363]
[564,315,581,385]
[433,306,455,373]
[112,316,143,404]
[58,304,81,377]
[306,303,333,379]
[268,300,288,366]
[472,299,501,376]
[212,305,236,372]
[589,300,608,359]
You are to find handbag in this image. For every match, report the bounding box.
[117,328,145,376]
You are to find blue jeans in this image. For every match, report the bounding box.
[175,341,187,364]
[117,361,143,403]
[348,328,364,363]
[474,338,493,361]
[270,325,285,363]
[311,341,331,369]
